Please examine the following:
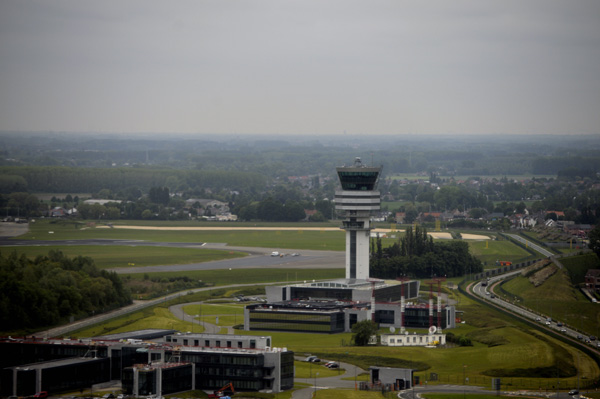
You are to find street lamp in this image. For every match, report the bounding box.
[314,372,319,397]
[463,364,467,399]
[193,314,198,334]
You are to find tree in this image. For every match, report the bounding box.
[404,204,418,224]
[589,224,600,260]
[351,320,378,346]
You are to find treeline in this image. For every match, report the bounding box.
[532,156,600,175]
[370,226,483,279]
[0,250,131,331]
[0,166,268,194]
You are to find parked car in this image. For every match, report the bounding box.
[305,355,318,362]
[33,393,48,399]
[326,363,340,369]
[568,389,579,395]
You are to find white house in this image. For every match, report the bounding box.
[380,331,446,347]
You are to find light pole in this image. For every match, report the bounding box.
[463,364,467,399]
[193,315,198,334]
[315,372,319,397]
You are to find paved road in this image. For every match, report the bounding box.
[470,275,600,353]
[505,233,554,258]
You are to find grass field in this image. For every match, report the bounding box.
[123,268,344,287]
[0,245,245,269]
[468,239,537,267]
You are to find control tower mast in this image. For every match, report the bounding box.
[335,157,382,280]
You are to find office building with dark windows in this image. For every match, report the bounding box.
[1,332,293,397]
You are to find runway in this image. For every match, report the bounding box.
[0,223,345,274]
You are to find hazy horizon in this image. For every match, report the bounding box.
[1,1,599,136]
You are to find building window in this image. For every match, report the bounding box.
[227,341,232,348]
[216,340,221,347]
[238,342,242,349]
[205,340,210,347]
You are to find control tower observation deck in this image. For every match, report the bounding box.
[334,157,382,280]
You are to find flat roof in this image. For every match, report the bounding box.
[94,329,177,341]
[295,278,406,290]
[9,356,106,370]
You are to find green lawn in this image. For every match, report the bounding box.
[123,268,344,287]
[468,239,535,267]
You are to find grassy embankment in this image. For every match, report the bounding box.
[498,253,600,337]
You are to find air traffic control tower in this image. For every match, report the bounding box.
[335,157,382,280]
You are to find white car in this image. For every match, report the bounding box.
[270,251,279,257]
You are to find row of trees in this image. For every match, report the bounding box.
[370,226,483,279]
[0,250,131,331]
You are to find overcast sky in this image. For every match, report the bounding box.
[1,1,599,136]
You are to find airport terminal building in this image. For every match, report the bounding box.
[244,158,455,334]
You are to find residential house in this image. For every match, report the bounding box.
[585,269,600,293]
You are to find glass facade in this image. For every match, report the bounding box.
[182,352,271,391]
[337,171,380,190]
[280,352,294,390]
[289,287,353,300]
[403,308,447,328]
[350,230,356,278]
[249,310,346,333]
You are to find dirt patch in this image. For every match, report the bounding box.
[461,233,491,240]
[0,222,29,237]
